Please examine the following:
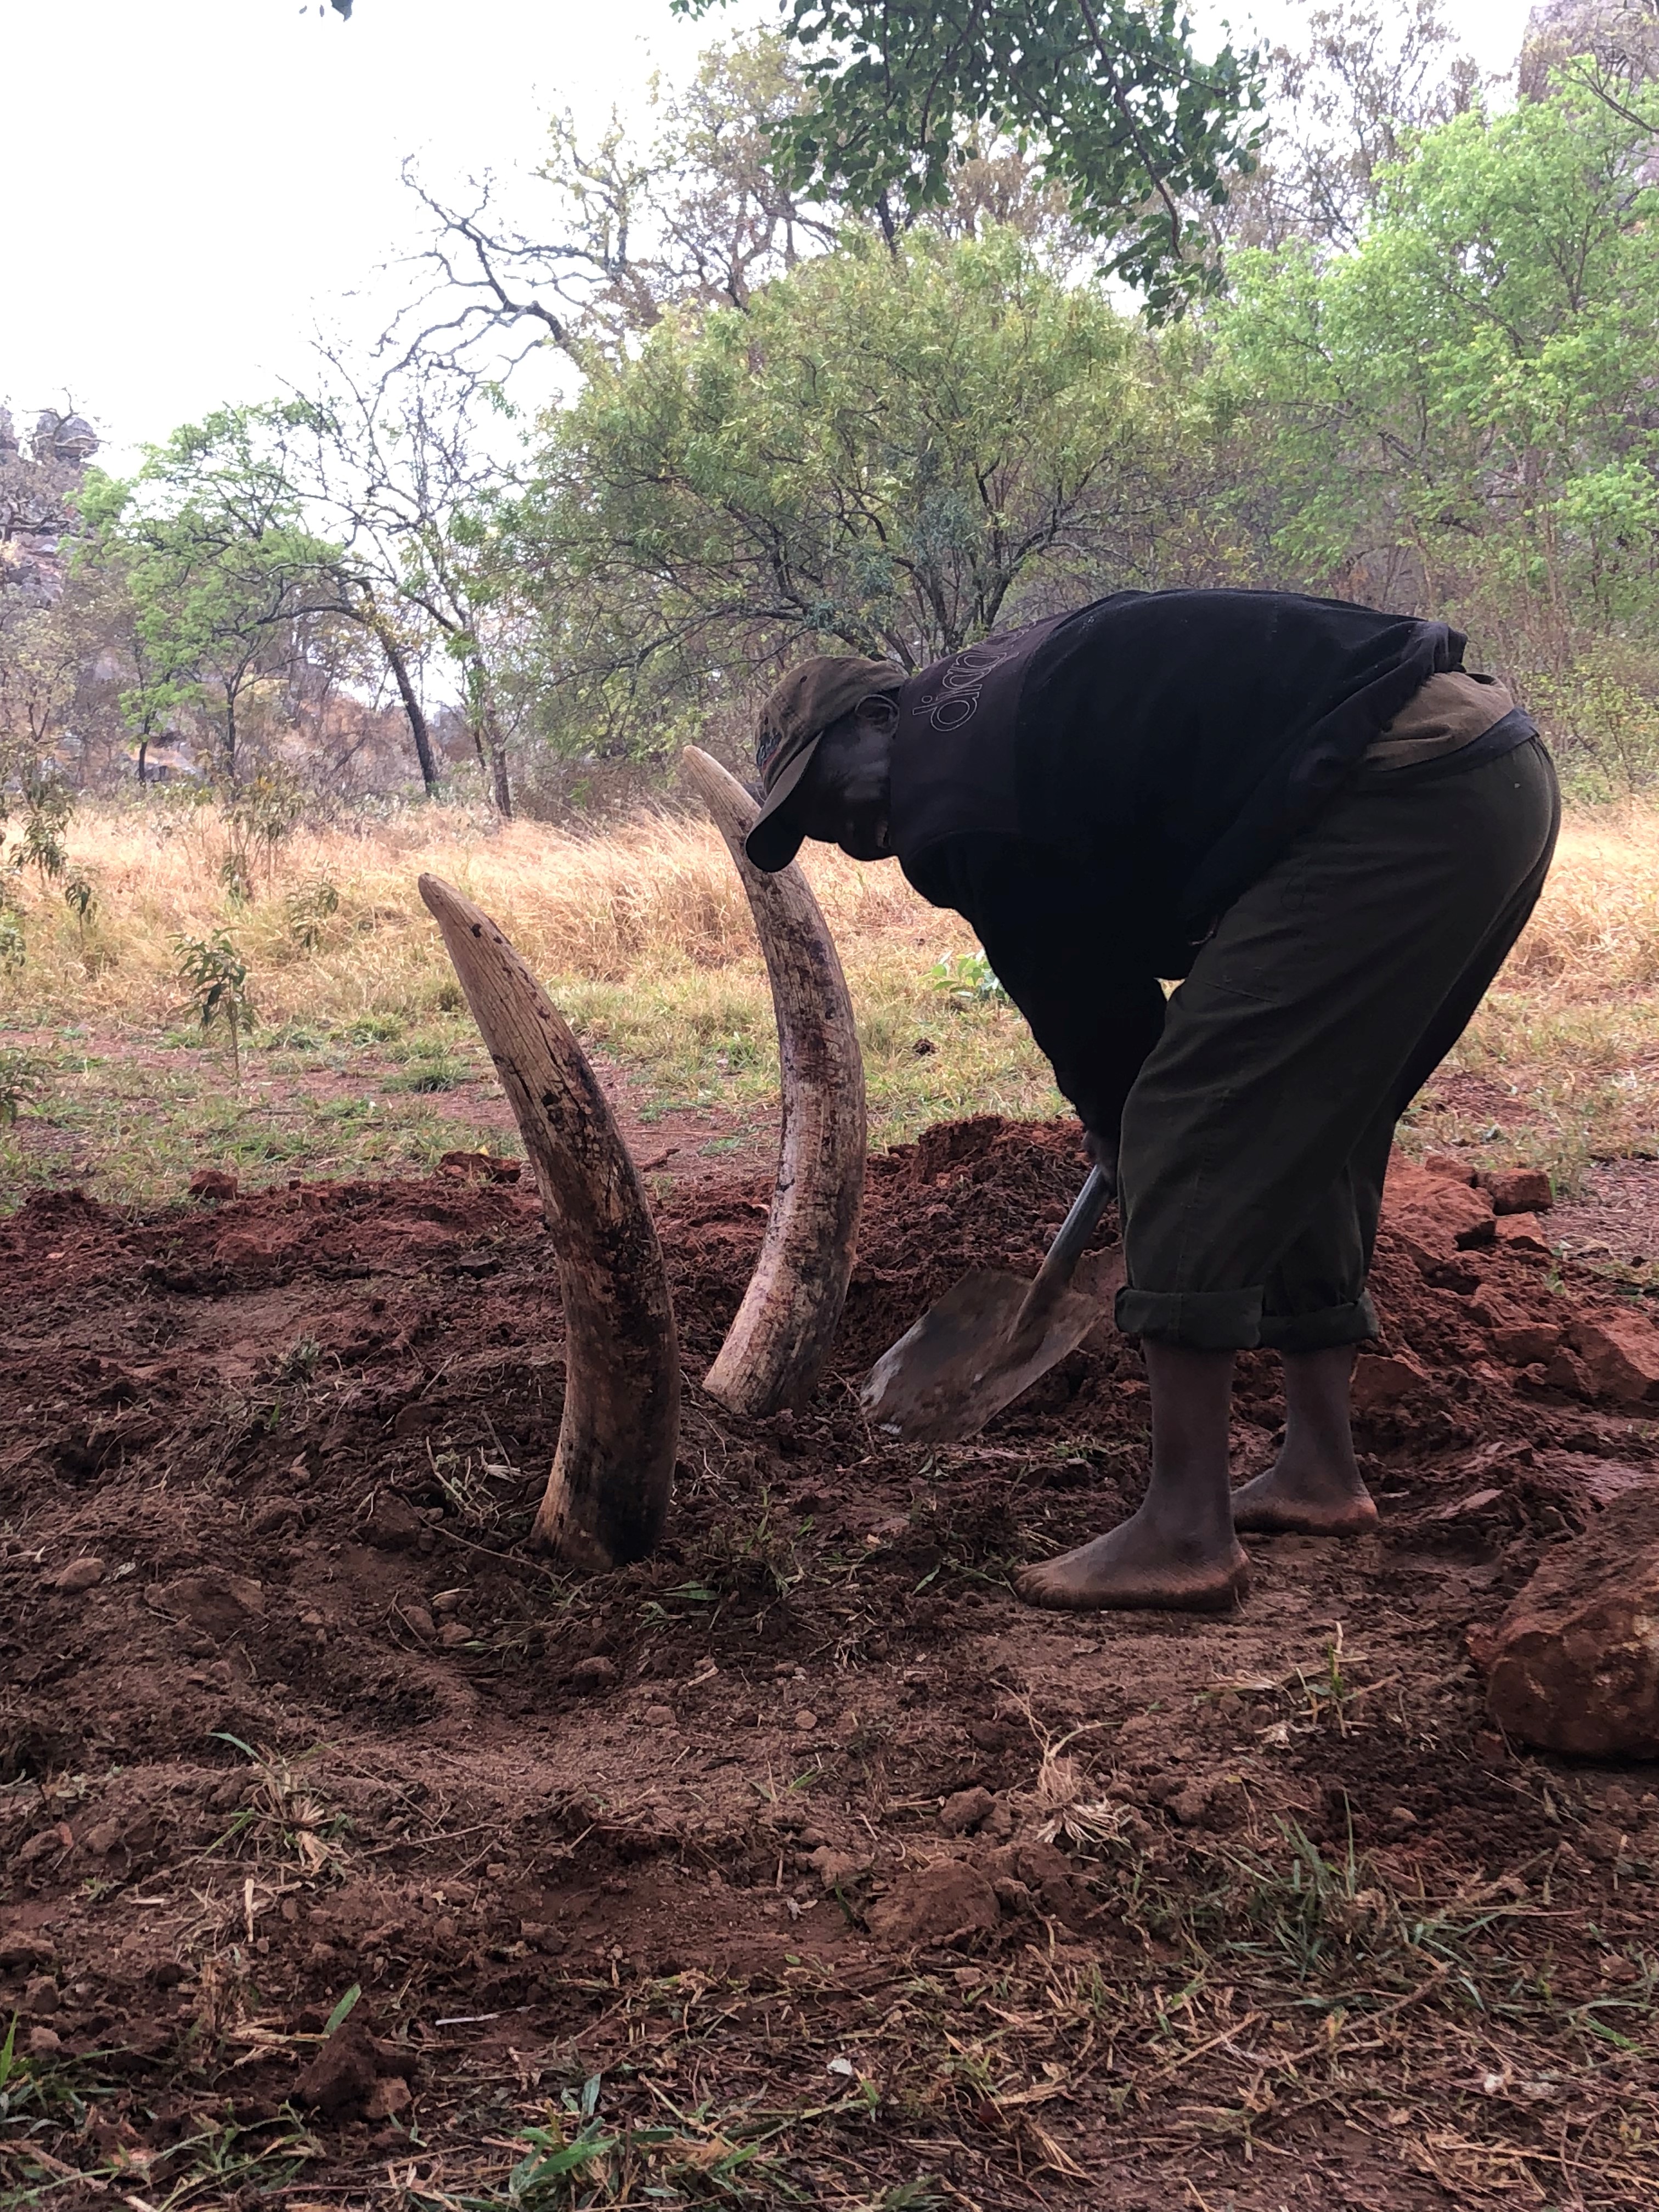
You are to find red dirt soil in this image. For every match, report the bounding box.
[3,1118,1658,2208]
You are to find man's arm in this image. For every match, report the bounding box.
[906,834,1169,1158]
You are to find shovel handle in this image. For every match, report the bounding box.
[1015,1164,1116,1331]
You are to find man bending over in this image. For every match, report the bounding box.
[741,589,1558,1613]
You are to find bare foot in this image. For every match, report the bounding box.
[1230,1460,1378,1537]
[1015,1510,1250,1613]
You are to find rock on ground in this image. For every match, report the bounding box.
[1482,1484,1659,1757]
[1382,1154,1496,1254]
[1485,1168,1554,1215]
[1568,1312,1659,1403]
[1351,1352,1433,1413]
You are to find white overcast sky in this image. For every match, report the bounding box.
[7,0,1536,470]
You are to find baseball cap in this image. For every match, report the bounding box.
[744,654,904,872]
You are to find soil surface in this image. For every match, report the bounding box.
[3,1116,1658,2209]
[1550,1157,1659,1271]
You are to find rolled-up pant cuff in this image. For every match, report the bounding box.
[1257,1296,1379,1355]
[1115,1286,1263,1350]
[1113,1288,1380,1353]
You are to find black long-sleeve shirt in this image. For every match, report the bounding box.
[887,588,1479,1142]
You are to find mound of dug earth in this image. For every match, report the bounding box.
[3,1119,1658,2208]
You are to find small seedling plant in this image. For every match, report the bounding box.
[221,768,304,902]
[0,1047,47,1127]
[0,759,77,970]
[174,928,256,1081]
[284,875,340,951]
[927,947,1006,1005]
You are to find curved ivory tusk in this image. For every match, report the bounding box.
[681,747,866,1417]
[418,874,678,1568]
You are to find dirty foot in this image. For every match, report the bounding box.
[1230,1461,1378,1537]
[1015,1513,1250,1613]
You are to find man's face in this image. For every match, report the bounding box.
[791,697,898,861]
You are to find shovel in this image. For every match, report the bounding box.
[860,1164,1122,1444]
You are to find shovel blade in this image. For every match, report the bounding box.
[861,1253,1122,1445]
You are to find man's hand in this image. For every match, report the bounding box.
[1084,1126,1120,1199]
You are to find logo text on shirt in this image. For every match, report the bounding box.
[909,631,1031,732]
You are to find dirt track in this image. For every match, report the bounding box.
[3,1118,1657,2208]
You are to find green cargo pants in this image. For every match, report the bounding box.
[1114,736,1560,1352]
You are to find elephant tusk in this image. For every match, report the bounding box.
[418,873,678,1567]
[681,747,866,1417]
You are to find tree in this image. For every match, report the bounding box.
[496,224,1206,765]
[1210,0,1483,256]
[386,33,839,379]
[290,356,521,812]
[1215,72,1659,772]
[78,413,349,783]
[675,0,1262,309]
[78,405,460,800]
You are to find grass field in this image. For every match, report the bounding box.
[4,792,1659,1207]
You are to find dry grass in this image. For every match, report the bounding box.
[4,793,1659,1204]
[1503,809,1659,991]
[0,798,1055,1207]
[1,798,932,1021]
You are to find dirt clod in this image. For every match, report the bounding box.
[439,1149,521,1183]
[47,1556,104,1593]
[359,1494,424,1549]
[188,1169,240,1203]
[1383,1154,1496,1251]
[807,1846,865,1889]
[866,1857,1000,1948]
[153,1571,264,1637]
[0,1934,57,1971]
[940,1785,996,1834]
[1493,1323,1561,1365]
[363,2074,412,2119]
[295,2019,382,2117]
[1351,1352,1432,1412]
[1497,1212,1553,1255]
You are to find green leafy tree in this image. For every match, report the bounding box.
[500,225,1209,762]
[1214,71,1659,778]
[77,410,351,784]
[676,0,1262,309]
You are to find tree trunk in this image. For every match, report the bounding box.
[378,628,439,795]
[476,696,513,818]
[136,739,148,786]
[484,719,513,817]
[464,654,512,817]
